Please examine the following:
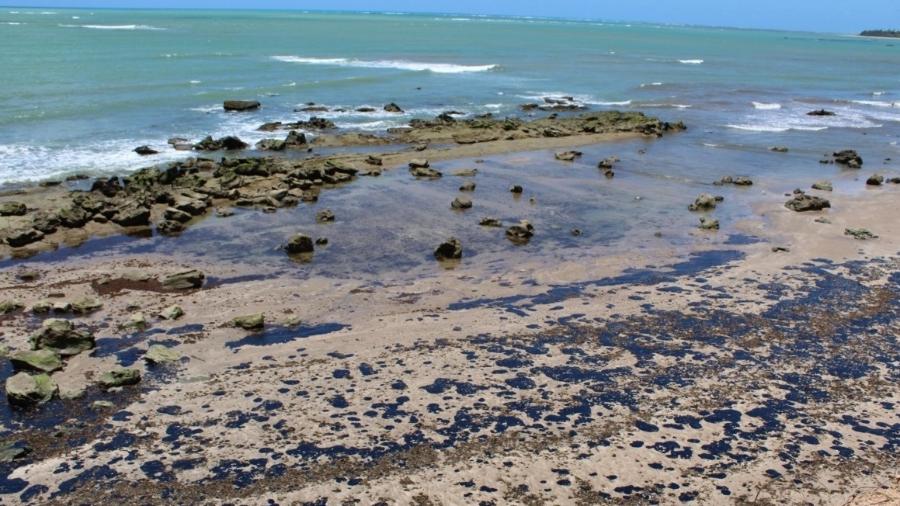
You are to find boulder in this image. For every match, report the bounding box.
[434,238,463,261]
[6,228,44,248]
[384,102,404,113]
[71,297,102,315]
[29,319,95,356]
[866,174,884,186]
[99,368,141,389]
[134,145,158,156]
[451,196,473,210]
[0,300,23,315]
[90,177,123,197]
[459,181,476,192]
[144,345,181,364]
[509,185,524,194]
[10,349,63,373]
[555,151,582,162]
[157,220,185,236]
[366,155,383,166]
[698,217,720,230]
[31,300,52,314]
[479,217,502,227]
[285,234,314,254]
[811,180,833,191]
[0,202,27,216]
[255,139,285,151]
[160,269,205,290]
[410,167,442,179]
[408,159,430,169]
[285,130,307,148]
[6,372,57,406]
[164,207,192,223]
[316,209,335,223]
[111,203,151,227]
[688,193,719,211]
[233,313,264,330]
[57,206,91,228]
[158,305,184,320]
[224,100,261,112]
[506,220,535,244]
[833,149,863,168]
[785,194,831,212]
[598,157,618,169]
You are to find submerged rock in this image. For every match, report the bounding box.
[811,180,833,192]
[555,150,582,162]
[866,174,884,186]
[223,100,261,112]
[160,269,205,290]
[807,109,835,116]
[506,220,535,244]
[6,372,57,406]
[133,145,158,156]
[479,217,503,227]
[845,228,878,240]
[410,166,442,178]
[29,319,95,356]
[285,234,314,254]
[717,176,753,186]
[233,313,265,331]
[452,168,477,177]
[451,196,473,210]
[434,238,463,261]
[688,193,720,211]
[10,349,63,373]
[770,146,789,153]
[597,156,618,169]
[99,368,141,389]
[316,209,336,223]
[509,185,524,194]
[384,102,404,113]
[408,159,430,169]
[698,217,720,230]
[785,194,831,212]
[459,181,476,192]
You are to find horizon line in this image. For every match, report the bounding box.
[0,4,883,36]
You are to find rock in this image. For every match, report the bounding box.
[6,228,44,248]
[194,135,248,151]
[111,203,151,227]
[315,237,328,246]
[785,194,831,212]
[255,138,285,151]
[29,319,95,356]
[134,145,158,156]
[90,177,123,197]
[480,217,502,227]
[506,220,535,244]
[356,107,376,113]
[224,100,261,112]
[866,174,884,186]
[284,130,307,148]
[71,297,102,315]
[688,193,719,211]
[890,177,900,184]
[571,228,583,237]
[144,344,181,364]
[0,300,23,315]
[6,372,57,406]
[807,109,835,116]
[770,146,789,153]
[451,196,473,210]
[125,313,148,329]
[555,151,582,162]
[0,202,27,216]
[384,102,404,113]
[459,181,476,192]
[91,400,115,410]
[233,314,264,330]
[216,208,235,218]
[365,155,383,166]
[316,209,335,223]
[164,207,192,223]
[718,176,753,186]
[434,238,463,261]
[509,185,524,194]
[99,368,141,389]
[285,234,314,254]
[698,217,720,230]
[0,441,31,463]
[157,220,185,236]
[408,159,430,169]
[57,206,91,228]
[833,149,863,168]
[10,349,63,373]
[597,156,618,169]
[845,228,878,240]
[452,168,477,177]
[159,305,184,320]
[772,246,790,252]
[811,180,833,192]
[31,300,52,314]
[160,269,205,290]
[410,166,442,179]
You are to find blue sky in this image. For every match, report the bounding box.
[5,1,899,32]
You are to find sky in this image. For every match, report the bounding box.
[4,1,899,33]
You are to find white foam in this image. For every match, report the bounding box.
[679,59,704,65]
[873,91,885,96]
[640,82,664,87]
[640,103,691,109]
[752,102,782,110]
[271,56,498,74]
[852,99,898,108]
[61,24,166,31]
[2,21,22,25]
[189,80,201,84]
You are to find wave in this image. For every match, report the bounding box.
[679,59,704,65]
[640,82,664,87]
[752,102,782,110]
[60,24,166,31]
[2,21,22,25]
[638,103,691,109]
[271,56,498,74]
[726,124,827,133]
[851,99,898,108]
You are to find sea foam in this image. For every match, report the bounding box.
[271,56,498,74]
[752,102,782,110]
[679,59,704,64]
[61,24,166,31]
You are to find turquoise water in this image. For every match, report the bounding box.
[0,8,899,183]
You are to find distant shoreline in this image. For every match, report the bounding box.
[859,29,900,38]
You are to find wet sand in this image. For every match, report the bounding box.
[0,120,899,505]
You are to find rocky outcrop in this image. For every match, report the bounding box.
[833,150,863,168]
[10,349,63,373]
[384,102,404,113]
[434,238,462,261]
[223,100,261,112]
[6,372,57,406]
[159,305,184,320]
[160,269,205,290]
[5,228,44,248]
[194,136,248,151]
[133,145,158,156]
[0,202,27,216]
[716,176,753,186]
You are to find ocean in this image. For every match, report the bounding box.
[0,8,898,185]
